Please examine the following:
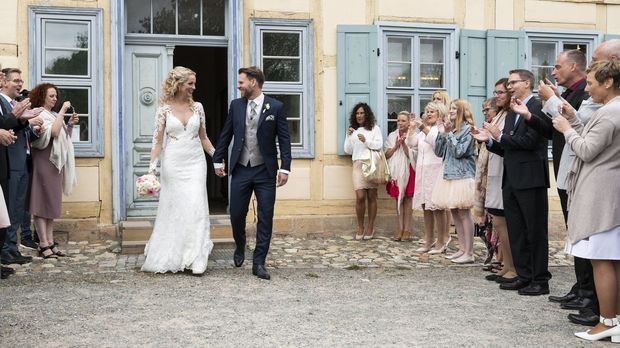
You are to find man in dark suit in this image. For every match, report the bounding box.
[520,50,597,319]
[213,66,292,280]
[477,69,552,295]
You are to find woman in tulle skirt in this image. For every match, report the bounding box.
[430,99,477,263]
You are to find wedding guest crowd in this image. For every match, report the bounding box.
[342,38,620,343]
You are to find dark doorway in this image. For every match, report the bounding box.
[173,46,228,214]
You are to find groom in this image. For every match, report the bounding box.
[213,66,292,280]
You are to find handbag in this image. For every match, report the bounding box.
[386,180,399,198]
[362,149,391,185]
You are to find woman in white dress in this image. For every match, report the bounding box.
[553,60,620,342]
[141,66,216,275]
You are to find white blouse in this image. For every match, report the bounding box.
[344,125,383,161]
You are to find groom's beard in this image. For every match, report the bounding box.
[241,87,255,99]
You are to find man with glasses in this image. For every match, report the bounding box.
[478,69,551,296]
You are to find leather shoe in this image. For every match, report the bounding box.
[495,276,519,284]
[561,297,594,310]
[1,255,32,265]
[233,247,245,267]
[1,266,15,274]
[485,274,499,281]
[518,283,550,296]
[549,292,577,303]
[252,265,270,280]
[499,278,530,290]
[568,308,599,327]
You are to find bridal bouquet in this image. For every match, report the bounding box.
[136,174,161,197]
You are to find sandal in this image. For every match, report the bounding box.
[38,245,58,259]
[392,230,404,241]
[50,241,66,257]
[401,231,411,241]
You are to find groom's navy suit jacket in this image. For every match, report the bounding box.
[214,95,292,177]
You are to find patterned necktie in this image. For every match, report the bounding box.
[249,100,257,121]
[10,100,16,108]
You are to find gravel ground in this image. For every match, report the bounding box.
[0,265,606,347]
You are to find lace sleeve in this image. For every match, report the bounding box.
[195,102,215,156]
[152,107,167,146]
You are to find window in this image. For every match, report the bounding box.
[526,30,598,92]
[376,28,456,133]
[29,7,104,156]
[126,0,225,36]
[251,19,314,158]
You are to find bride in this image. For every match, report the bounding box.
[141,66,215,275]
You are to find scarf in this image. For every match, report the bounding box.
[31,109,77,196]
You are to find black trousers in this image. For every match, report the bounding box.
[503,184,552,285]
[0,178,8,255]
[559,188,597,311]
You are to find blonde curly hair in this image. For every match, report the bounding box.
[160,66,196,105]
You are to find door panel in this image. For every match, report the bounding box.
[124,45,173,216]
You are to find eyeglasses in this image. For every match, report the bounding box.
[10,79,24,84]
[493,90,507,96]
[482,108,491,113]
[507,79,526,86]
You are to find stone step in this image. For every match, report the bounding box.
[120,216,234,254]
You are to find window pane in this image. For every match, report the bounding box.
[58,88,90,142]
[420,38,444,63]
[270,94,301,144]
[388,63,411,87]
[420,64,443,88]
[178,0,200,35]
[126,0,151,33]
[532,42,556,66]
[563,42,587,55]
[388,37,412,62]
[263,32,300,57]
[153,0,176,34]
[263,58,300,82]
[533,66,554,85]
[45,49,88,75]
[387,95,411,133]
[46,22,89,49]
[202,0,225,36]
[419,96,432,117]
[287,120,301,144]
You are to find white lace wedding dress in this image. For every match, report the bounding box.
[141,102,213,274]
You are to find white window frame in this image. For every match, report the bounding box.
[378,22,458,137]
[525,29,600,158]
[29,7,104,157]
[251,19,315,158]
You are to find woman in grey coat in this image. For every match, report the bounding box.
[553,60,620,342]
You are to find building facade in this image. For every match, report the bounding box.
[2,0,619,241]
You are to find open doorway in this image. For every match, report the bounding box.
[173,46,228,214]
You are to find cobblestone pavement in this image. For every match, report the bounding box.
[3,235,573,275]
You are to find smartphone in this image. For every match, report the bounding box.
[65,106,75,124]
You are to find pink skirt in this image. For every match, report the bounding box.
[352,160,378,191]
[431,164,475,209]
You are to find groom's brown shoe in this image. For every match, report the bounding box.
[233,248,245,267]
[252,265,270,280]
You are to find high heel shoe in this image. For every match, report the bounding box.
[575,317,620,342]
[362,229,375,240]
[392,230,404,241]
[428,237,452,255]
[38,245,58,259]
[50,241,66,257]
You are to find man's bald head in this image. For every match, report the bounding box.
[592,39,620,62]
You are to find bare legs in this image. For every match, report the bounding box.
[450,208,474,263]
[394,197,412,241]
[354,188,378,239]
[419,208,448,252]
[34,215,60,257]
[585,260,620,335]
[492,215,516,278]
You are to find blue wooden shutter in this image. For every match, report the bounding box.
[460,29,487,126]
[486,30,526,96]
[604,34,620,41]
[336,25,378,155]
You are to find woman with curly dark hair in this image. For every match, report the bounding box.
[28,83,77,259]
[344,102,383,240]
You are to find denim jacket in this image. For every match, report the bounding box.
[433,124,476,180]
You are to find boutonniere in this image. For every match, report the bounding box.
[263,103,270,114]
